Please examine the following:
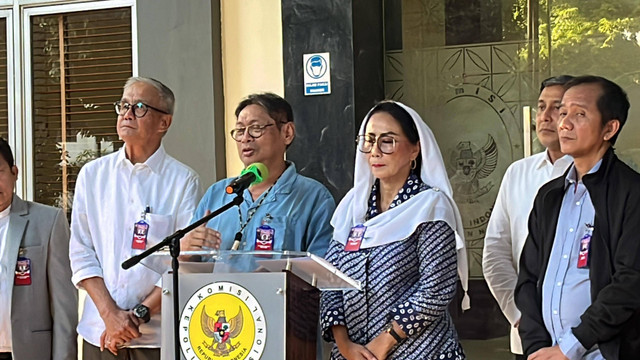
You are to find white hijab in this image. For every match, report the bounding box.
[331,101,470,310]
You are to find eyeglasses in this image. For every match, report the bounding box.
[230,124,275,141]
[356,134,400,154]
[114,101,170,118]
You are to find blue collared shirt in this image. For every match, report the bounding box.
[192,162,335,256]
[542,161,603,360]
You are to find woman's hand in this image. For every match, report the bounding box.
[365,321,405,360]
[332,325,378,360]
[365,335,392,360]
[367,320,407,360]
[338,342,378,360]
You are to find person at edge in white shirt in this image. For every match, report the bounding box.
[69,77,201,359]
[483,75,574,360]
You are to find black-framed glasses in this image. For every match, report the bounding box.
[230,124,275,141]
[356,134,399,154]
[114,101,170,118]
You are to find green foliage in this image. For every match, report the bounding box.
[538,0,640,83]
[70,148,101,167]
[502,0,640,83]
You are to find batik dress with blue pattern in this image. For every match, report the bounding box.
[321,174,465,360]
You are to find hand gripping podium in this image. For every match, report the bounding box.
[143,250,360,360]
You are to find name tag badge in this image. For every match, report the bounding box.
[255,225,275,251]
[15,256,32,286]
[132,208,150,250]
[255,214,275,251]
[577,224,594,269]
[344,224,366,252]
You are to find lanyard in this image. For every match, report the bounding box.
[234,184,275,244]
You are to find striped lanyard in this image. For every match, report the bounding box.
[234,184,275,244]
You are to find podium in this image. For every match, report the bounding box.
[143,250,360,360]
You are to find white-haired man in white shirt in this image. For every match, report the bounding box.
[483,75,574,360]
[70,77,201,359]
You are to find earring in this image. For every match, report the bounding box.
[410,159,417,170]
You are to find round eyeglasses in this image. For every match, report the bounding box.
[230,124,275,141]
[356,134,399,154]
[114,101,170,118]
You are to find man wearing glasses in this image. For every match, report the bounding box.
[69,77,201,359]
[180,92,335,257]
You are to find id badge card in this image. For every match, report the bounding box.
[15,256,32,286]
[132,218,149,250]
[344,224,366,252]
[255,225,275,251]
[577,224,593,268]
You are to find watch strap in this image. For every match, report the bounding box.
[133,303,151,323]
[384,323,404,343]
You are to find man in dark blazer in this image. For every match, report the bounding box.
[0,138,77,360]
[516,76,640,360]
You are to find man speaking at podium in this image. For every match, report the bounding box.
[69,77,202,359]
[181,93,335,256]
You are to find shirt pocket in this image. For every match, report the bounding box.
[145,213,175,247]
[133,213,174,275]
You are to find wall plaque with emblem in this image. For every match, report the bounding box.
[438,83,522,277]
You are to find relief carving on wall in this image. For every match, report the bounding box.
[386,41,536,277]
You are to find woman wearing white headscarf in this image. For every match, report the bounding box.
[320,101,469,360]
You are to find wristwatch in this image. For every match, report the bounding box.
[382,323,404,343]
[132,304,151,323]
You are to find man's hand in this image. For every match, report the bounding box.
[180,211,221,256]
[99,308,141,355]
[528,345,569,360]
[80,277,142,355]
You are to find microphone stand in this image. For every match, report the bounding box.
[122,193,243,360]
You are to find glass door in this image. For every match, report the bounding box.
[539,0,640,170]
[383,0,640,357]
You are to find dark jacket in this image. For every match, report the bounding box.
[515,148,640,360]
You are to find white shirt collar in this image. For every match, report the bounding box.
[116,143,166,173]
[0,204,10,220]
[535,149,572,170]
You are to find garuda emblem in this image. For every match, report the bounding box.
[201,306,244,356]
[449,134,498,202]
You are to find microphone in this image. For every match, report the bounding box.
[231,231,243,251]
[225,163,269,195]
